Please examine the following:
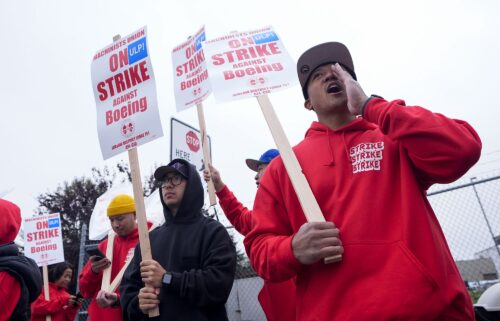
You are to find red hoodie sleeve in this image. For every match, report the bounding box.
[0,272,21,321]
[363,97,482,189]
[216,185,253,235]
[30,288,69,315]
[244,165,303,282]
[78,240,106,298]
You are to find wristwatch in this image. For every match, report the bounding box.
[162,272,173,286]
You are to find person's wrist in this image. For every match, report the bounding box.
[162,271,173,288]
[215,183,225,193]
[360,94,383,117]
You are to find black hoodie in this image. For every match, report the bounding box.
[120,159,236,321]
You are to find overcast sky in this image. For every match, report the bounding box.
[2,0,500,228]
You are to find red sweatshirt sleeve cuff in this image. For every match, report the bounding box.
[276,235,303,276]
[216,185,231,199]
[362,96,389,121]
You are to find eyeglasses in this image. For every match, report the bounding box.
[161,175,183,187]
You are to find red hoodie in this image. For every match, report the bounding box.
[217,186,296,321]
[79,224,145,321]
[0,199,22,321]
[30,283,79,321]
[245,98,481,321]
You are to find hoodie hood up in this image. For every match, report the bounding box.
[0,198,22,244]
[158,159,204,223]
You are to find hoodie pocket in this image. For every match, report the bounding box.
[323,241,442,320]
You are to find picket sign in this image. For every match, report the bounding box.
[196,103,216,205]
[42,264,52,321]
[111,34,159,318]
[171,29,216,206]
[100,231,115,291]
[256,95,342,264]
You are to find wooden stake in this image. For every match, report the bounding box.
[256,95,342,264]
[100,231,115,292]
[108,224,157,293]
[42,264,52,321]
[128,147,160,317]
[196,103,217,205]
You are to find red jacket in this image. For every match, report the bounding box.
[79,225,143,321]
[245,98,481,321]
[0,272,21,321]
[217,186,296,321]
[30,283,79,321]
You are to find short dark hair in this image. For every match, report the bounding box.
[48,261,73,283]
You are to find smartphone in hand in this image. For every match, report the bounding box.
[85,245,106,260]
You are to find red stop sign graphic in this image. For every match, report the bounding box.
[186,131,200,152]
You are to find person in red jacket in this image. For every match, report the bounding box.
[30,261,81,321]
[244,42,482,321]
[79,194,145,321]
[204,149,296,321]
[0,198,42,321]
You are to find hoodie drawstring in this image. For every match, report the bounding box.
[326,130,336,166]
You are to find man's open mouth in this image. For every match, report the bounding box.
[326,83,343,94]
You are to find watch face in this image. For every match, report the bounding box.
[163,272,172,285]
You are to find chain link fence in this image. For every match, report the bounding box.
[428,174,500,302]
[73,173,500,320]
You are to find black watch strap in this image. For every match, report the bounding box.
[360,94,383,117]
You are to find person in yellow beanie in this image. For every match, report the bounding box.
[78,194,150,321]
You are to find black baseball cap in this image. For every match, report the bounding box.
[154,159,189,181]
[297,42,356,99]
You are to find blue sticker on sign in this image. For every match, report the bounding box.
[48,218,60,228]
[128,37,148,65]
[252,32,279,44]
[195,32,206,52]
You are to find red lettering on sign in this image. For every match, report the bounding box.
[97,61,150,101]
[105,97,148,125]
[223,63,283,80]
[211,43,281,66]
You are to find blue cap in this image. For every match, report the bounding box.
[245,149,280,172]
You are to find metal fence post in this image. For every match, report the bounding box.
[471,177,500,259]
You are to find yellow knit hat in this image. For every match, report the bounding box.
[107,194,136,217]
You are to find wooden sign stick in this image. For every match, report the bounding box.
[108,224,157,293]
[42,264,52,321]
[128,147,160,317]
[100,231,115,292]
[256,95,342,264]
[196,102,217,205]
[114,31,159,318]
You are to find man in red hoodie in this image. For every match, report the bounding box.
[0,198,42,321]
[244,42,482,321]
[205,149,296,321]
[79,194,143,321]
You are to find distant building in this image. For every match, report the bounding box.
[456,257,497,285]
[475,246,500,277]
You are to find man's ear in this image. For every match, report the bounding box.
[304,99,314,111]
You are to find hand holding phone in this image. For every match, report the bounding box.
[85,245,110,273]
[85,245,106,260]
[69,293,84,306]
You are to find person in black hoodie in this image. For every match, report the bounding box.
[120,158,236,321]
[0,198,42,321]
